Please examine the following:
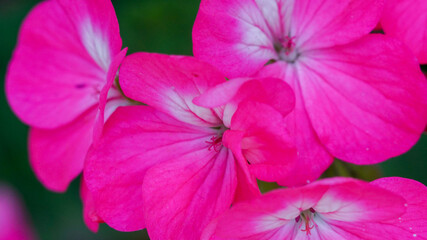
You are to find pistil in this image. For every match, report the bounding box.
[279,36,296,56]
[296,208,317,235]
[274,36,300,63]
[206,135,223,152]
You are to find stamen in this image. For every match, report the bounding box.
[206,135,222,152]
[274,36,300,63]
[301,214,315,235]
[279,36,296,56]
[296,208,318,236]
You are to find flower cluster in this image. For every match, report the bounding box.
[5,0,427,239]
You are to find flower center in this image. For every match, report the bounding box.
[206,135,223,152]
[295,208,317,235]
[274,36,300,63]
[206,126,227,152]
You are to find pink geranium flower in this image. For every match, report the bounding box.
[84,53,296,239]
[203,177,427,240]
[6,0,128,192]
[193,0,427,186]
[381,0,427,64]
[0,185,35,240]
[5,0,129,231]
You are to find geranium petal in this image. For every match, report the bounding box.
[205,178,416,240]
[226,101,297,183]
[119,53,224,127]
[56,0,122,66]
[143,148,237,240]
[370,177,427,239]
[293,0,384,50]
[93,48,128,143]
[257,62,333,186]
[6,0,122,128]
[80,179,102,233]
[193,0,384,76]
[323,178,427,239]
[222,130,261,203]
[298,35,427,164]
[84,105,215,231]
[209,186,328,239]
[193,0,281,77]
[381,0,427,64]
[315,179,406,222]
[29,107,97,192]
[194,77,295,127]
[0,185,35,240]
[201,218,224,240]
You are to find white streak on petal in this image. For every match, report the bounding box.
[104,97,131,122]
[80,18,111,71]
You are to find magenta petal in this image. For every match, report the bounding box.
[299,35,427,164]
[222,130,260,203]
[143,148,237,240]
[193,78,253,110]
[213,186,328,239]
[193,0,278,77]
[80,179,101,233]
[206,178,415,240]
[315,179,406,222]
[0,185,35,240]
[201,218,224,240]
[292,0,384,50]
[257,62,333,186]
[56,0,122,61]
[6,0,122,129]
[193,0,384,77]
[93,48,128,143]
[119,53,225,127]
[194,77,295,127]
[255,78,295,117]
[233,156,261,204]
[7,45,102,129]
[85,105,215,231]
[381,0,427,64]
[370,177,427,239]
[314,178,417,240]
[323,178,426,239]
[93,97,130,146]
[227,101,297,183]
[29,107,97,192]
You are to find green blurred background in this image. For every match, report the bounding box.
[0,0,426,239]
